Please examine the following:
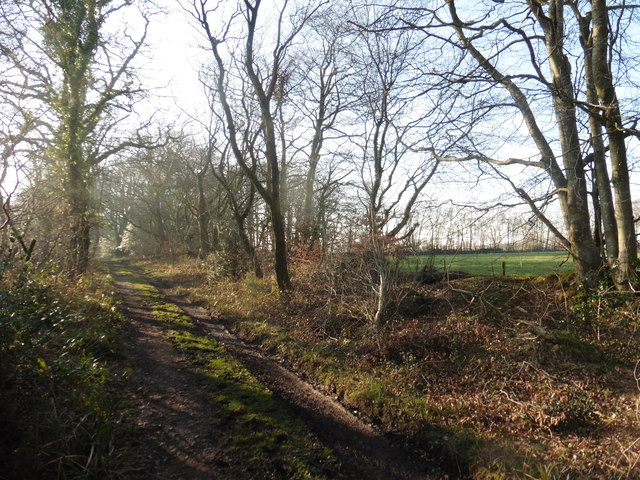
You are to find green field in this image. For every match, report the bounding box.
[403,251,575,277]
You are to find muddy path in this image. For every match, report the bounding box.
[113,269,246,479]
[112,263,437,479]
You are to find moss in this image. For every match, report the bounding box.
[118,264,342,479]
[348,380,392,411]
[553,330,611,365]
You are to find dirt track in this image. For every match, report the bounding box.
[114,270,244,479]
[112,264,437,479]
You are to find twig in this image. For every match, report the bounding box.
[499,389,524,406]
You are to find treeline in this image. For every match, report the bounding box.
[415,248,562,256]
[2,0,640,300]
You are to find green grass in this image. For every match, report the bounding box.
[403,251,574,277]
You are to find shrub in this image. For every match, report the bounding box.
[0,264,132,479]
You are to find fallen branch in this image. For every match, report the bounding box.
[516,319,556,341]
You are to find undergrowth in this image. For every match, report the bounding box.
[112,263,343,479]
[0,263,133,479]
[135,256,640,479]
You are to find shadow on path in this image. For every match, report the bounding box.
[113,270,245,480]
[131,264,440,480]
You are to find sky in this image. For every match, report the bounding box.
[142,2,205,121]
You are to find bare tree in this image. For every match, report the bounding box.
[290,9,352,249]
[212,146,264,278]
[582,0,637,286]
[190,0,329,291]
[349,7,439,328]
[197,83,265,276]
[390,0,640,287]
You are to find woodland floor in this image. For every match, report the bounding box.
[111,262,438,479]
[122,257,640,479]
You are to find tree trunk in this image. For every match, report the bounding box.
[196,170,211,259]
[66,139,93,275]
[300,149,319,248]
[373,264,389,330]
[237,216,263,279]
[69,215,91,275]
[270,200,291,291]
[529,0,602,283]
[577,11,618,267]
[67,169,93,275]
[300,108,326,249]
[205,0,292,292]
[244,2,291,292]
[591,0,636,287]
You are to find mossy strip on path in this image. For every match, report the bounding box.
[113,264,342,480]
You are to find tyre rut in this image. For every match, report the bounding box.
[141,272,437,480]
